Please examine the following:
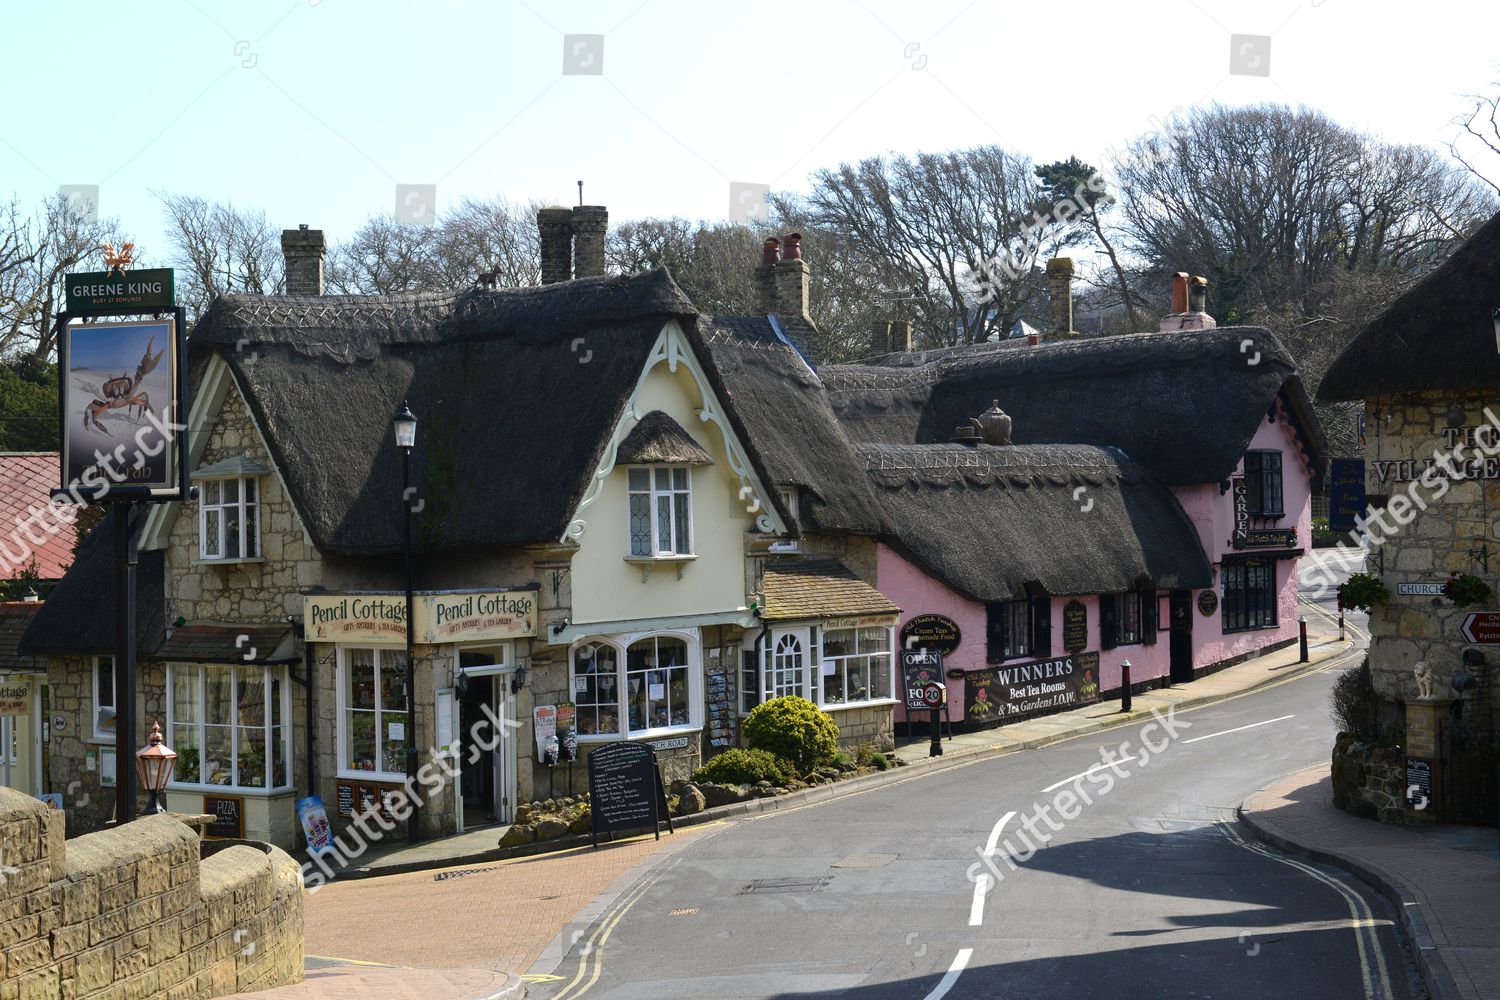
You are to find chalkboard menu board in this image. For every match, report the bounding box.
[587,741,673,846]
[1062,601,1087,653]
[335,781,355,817]
[1405,756,1432,809]
[204,795,244,839]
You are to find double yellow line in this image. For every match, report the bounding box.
[548,858,680,1000]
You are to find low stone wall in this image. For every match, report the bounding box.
[0,786,303,1000]
[1330,734,1408,824]
[828,704,895,752]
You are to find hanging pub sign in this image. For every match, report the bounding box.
[1230,477,1249,547]
[900,614,961,656]
[65,267,175,312]
[1238,528,1298,549]
[1328,458,1366,534]
[59,317,184,500]
[962,652,1101,724]
[1062,601,1088,653]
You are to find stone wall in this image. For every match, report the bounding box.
[1361,389,1499,741]
[164,384,321,624]
[0,786,302,999]
[828,704,895,752]
[1330,734,1408,824]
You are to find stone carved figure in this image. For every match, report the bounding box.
[1413,660,1433,700]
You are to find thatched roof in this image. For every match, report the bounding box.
[861,443,1212,602]
[615,411,713,466]
[823,327,1326,486]
[696,316,887,534]
[190,269,699,555]
[18,509,165,657]
[0,602,44,674]
[1321,210,1500,401]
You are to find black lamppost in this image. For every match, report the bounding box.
[394,401,419,845]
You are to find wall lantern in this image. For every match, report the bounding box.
[135,721,177,815]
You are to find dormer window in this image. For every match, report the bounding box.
[192,456,270,562]
[615,411,713,560]
[628,467,692,557]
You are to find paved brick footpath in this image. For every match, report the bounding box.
[1242,766,1500,1000]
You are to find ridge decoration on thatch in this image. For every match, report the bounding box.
[615,411,714,466]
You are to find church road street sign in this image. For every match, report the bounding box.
[1458,612,1500,644]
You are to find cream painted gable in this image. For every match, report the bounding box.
[140,355,319,622]
[564,320,786,626]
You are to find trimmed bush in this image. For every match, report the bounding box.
[692,748,794,787]
[1330,656,1378,742]
[745,696,840,772]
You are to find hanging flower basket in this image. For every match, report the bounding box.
[1338,573,1389,612]
[1444,573,1493,608]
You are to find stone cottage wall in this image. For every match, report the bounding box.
[164,384,321,625]
[0,786,302,999]
[1362,390,1499,738]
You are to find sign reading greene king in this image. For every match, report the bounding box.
[65,268,175,311]
[303,591,538,643]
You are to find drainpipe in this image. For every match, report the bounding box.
[287,622,316,798]
[751,609,770,717]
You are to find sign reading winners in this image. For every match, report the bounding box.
[963,652,1100,723]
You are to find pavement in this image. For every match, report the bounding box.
[248,595,1378,998]
[1242,766,1500,1000]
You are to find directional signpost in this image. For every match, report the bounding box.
[1459,612,1500,645]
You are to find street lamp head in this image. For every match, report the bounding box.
[393,401,417,451]
[136,721,177,814]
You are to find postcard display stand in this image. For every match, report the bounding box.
[705,645,737,748]
[54,265,188,825]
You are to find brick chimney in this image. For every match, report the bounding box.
[1046,257,1074,337]
[571,205,608,278]
[281,225,325,296]
[1159,273,1217,332]
[537,207,573,284]
[757,234,817,360]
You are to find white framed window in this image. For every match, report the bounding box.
[167,663,291,791]
[627,467,692,557]
[91,656,115,739]
[199,477,261,560]
[337,647,409,780]
[820,626,893,706]
[769,631,808,700]
[570,631,700,739]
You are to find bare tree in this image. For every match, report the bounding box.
[158,193,283,319]
[0,195,129,359]
[328,196,540,294]
[1451,79,1500,197]
[799,146,1064,348]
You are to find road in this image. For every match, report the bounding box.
[534,612,1416,999]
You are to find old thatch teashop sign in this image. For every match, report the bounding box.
[1062,601,1088,653]
[963,652,1101,723]
[900,614,961,656]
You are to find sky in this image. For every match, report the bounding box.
[3,0,1499,261]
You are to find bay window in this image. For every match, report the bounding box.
[820,627,892,705]
[167,663,290,790]
[199,476,261,560]
[628,467,693,557]
[339,647,409,778]
[570,632,699,738]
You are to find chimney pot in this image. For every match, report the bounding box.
[1170,272,1190,314]
[1188,275,1208,314]
[782,232,803,260]
[1159,272,1216,332]
[280,227,326,296]
[761,237,782,267]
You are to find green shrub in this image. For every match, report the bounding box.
[853,743,878,767]
[692,747,794,786]
[869,752,891,771]
[744,696,840,772]
[830,750,856,771]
